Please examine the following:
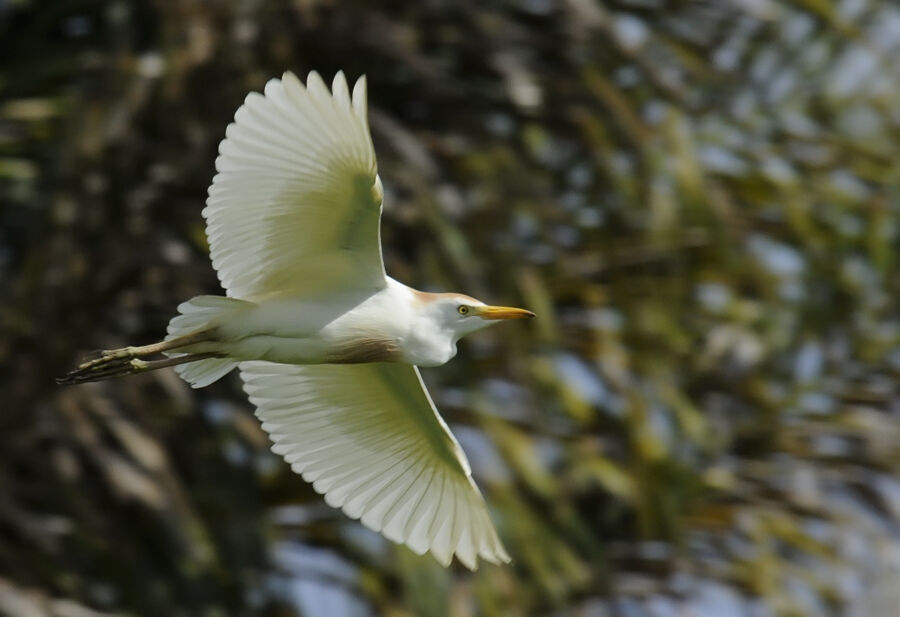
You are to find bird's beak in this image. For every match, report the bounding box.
[474,305,536,320]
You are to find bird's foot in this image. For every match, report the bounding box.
[57,351,221,385]
[56,347,141,385]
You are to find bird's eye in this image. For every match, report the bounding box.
[457,305,470,316]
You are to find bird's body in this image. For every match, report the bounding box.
[60,70,533,570]
[190,278,476,367]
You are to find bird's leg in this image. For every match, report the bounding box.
[74,329,216,371]
[57,329,219,385]
[57,352,221,385]
[104,329,215,360]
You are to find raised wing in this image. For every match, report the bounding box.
[240,361,511,570]
[205,71,385,301]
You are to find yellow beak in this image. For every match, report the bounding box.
[474,305,536,320]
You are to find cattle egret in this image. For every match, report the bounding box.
[60,71,534,570]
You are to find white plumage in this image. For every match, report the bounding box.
[61,70,534,570]
[207,71,384,301]
[242,361,509,569]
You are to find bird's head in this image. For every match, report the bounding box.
[420,292,535,342]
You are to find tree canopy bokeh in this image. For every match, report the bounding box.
[2,0,900,616]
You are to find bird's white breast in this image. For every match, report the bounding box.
[332,278,458,367]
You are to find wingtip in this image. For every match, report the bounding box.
[456,549,478,572]
[331,71,351,107]
[306,70,326,92]
[263,77,283,99]
[353,74,368,95]
[352,75,369,121]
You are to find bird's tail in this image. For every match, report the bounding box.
[165,296,251,388]
[58,295,251,387]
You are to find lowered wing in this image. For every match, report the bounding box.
[240,361,511,570]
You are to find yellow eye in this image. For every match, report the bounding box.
[457,305,470,316]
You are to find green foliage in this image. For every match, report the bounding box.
[2,1,900,616]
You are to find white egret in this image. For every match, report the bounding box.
[60,70,534,569]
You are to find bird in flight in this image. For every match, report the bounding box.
[60,71,534,570]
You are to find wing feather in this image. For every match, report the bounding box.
[205,71,384,300]
[240,361,511,569]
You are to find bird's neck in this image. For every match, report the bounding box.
[386,279,458,367]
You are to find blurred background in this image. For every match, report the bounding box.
[2,0,900,615]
